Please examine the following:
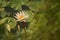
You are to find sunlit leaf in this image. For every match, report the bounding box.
[0,17,8,25]
[8,17,16,29]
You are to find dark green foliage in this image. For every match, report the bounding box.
[0,0,60,40]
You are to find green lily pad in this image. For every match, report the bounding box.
[0,17,8,25]
[8,17,16,29]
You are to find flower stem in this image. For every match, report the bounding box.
[23,27,26,40]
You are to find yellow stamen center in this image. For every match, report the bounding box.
[19,15,24,19]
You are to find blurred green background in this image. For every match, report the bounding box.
[0,0,60,40]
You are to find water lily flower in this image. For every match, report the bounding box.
[14,11,29,21]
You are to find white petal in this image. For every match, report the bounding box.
[15,13,20,16]
[14,11,29,21]
[14,16,19,20]
[20,11,21,13]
